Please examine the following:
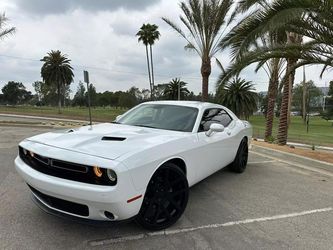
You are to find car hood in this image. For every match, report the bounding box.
[26,123,185,160]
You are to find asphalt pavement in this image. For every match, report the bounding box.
[0,126,332,250]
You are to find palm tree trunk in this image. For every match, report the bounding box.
[264,58,279,141]
[150,45,155,100]
[277,59,296,145]
[201,58,211,101]
[57,83,62,114]
[145,45,153,99]
[287,68,296,126]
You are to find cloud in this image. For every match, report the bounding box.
[0,0,329,98]
[14,0,161,15]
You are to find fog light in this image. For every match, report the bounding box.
[93,166,103,177]
[106,169,117,183]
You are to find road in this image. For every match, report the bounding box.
[0,126,332,249]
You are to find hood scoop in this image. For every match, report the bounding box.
[101,136,126,141]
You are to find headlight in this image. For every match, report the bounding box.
[93,166,103,177]
[106,169,117,184]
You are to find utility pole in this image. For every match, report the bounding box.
[83,70,92,126]
[302,66,307,123]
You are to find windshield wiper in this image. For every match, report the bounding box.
[111,121,121,124]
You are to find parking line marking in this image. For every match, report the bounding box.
[88,207,332,247]
[250,150,333,177]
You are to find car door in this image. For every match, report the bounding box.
[194,108,236,181]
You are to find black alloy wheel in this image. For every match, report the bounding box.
[230,138,248,173]
[136,163,189,230]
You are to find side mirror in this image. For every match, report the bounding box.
[205,123,224,137]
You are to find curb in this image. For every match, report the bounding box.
[255,138,333,152]
[0,113,90,123]
[0,122,57,129]
[251,144,333,174]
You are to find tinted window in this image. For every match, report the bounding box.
[117,104,198,132]
[198,109,233,132]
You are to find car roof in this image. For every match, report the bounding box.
[142,100,216,109]
[138,101,238,120]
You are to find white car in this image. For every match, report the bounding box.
[15,101,252,230]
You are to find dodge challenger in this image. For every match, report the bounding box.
[15,101,252,230]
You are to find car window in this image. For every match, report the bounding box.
[198,108,233,132]
[117,104,198,132]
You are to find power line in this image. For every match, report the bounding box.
[0,53,204,79]
[0,53,270,84]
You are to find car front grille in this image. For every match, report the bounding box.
[28,185,89,217]
[19,146,114,186]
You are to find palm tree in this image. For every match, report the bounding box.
[162,0,234,101]
[40,50,74,114]
[218,1,288,141]
[217,0,333,144]
[147,24,160,96]
[0,13,15,39]
[163,78,190,100]
[216,77,257,119]
[136,23,160,99]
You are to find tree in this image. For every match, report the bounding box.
[0,13,15,40]
[216,0,333,144]
[34,81,58,106]
[1,81,32,105]
[162,0,234,101]
[292,80,322,115]
[87,83,97,107]
[154,84,168,100]
[32,81,43,102]
[163,78,190,100]
[72,82,86,107]
[220,0,333,79]
[216,77,257,119]
[136,24,160,99]
[277,32,302,145]
[40,50,74,113]
[147,24,160,96]
[321,81,333,120]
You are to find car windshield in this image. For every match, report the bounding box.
[117,104,198,132]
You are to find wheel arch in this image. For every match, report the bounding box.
[161,157,187,176]
[146,157,187,186]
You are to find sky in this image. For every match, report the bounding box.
[0,0,331,96]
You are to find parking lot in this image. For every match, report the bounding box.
[1,126,332,249]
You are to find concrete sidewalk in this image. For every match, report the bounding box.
[251,144,333,176]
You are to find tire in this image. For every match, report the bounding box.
[136,163,189,230]
[230,138,248,173]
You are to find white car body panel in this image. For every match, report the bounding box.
[15,101,252,221]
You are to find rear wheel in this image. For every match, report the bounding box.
[230,138,248,173]
[136,163,189,230]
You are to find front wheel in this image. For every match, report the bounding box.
[230,138,248,173]
[136,163,189,230]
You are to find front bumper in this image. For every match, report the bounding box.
[15,155,144,221]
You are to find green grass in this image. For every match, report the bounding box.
[249,115,333,146]
[1,105,332,146]
[0,105,127,122]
